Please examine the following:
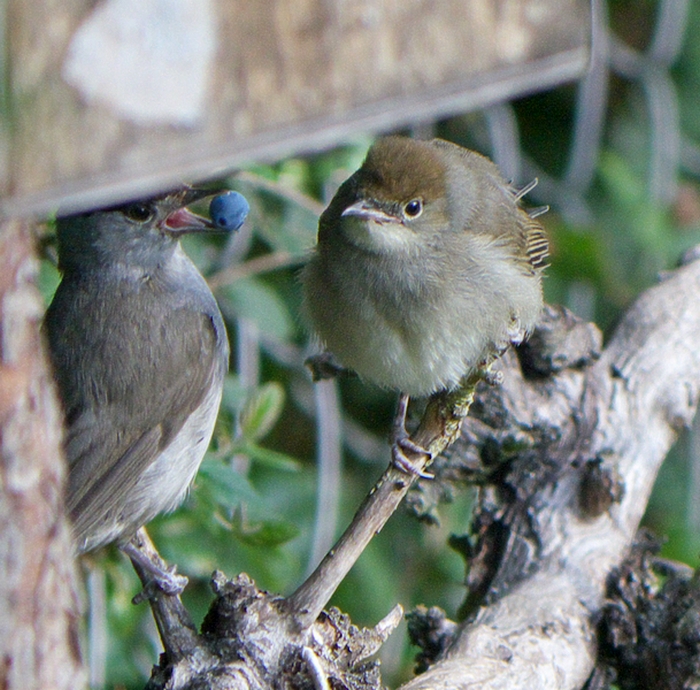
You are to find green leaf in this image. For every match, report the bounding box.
[37,258,61,306]
[220,374,249,416]
[234,518,299,547]
[277,158,310,189]
[196,455,258,507]
[239,381,285,441]
[240,442,300,471]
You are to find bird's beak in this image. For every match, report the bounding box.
[341,199,401,225]
[161,186,227,235]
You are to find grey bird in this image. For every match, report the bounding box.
[44,188,231,589]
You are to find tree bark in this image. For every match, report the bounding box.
[0,219,86,690]
[401,248,700,688]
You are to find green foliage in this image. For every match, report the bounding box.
[239,381,286,440]
[36,252,60,304]
[219,278,297,342]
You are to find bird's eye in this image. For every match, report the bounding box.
[404,198,423,218]
[123,203,155,223]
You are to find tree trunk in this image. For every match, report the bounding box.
[0,219,86,690]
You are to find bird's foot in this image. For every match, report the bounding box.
[390,393,433,478]
[131,570,188,605]
[132,567,188,604]
[481,367,503,387]
[305,351,347,381]
[122,536,188,603]
[392,438,434,479]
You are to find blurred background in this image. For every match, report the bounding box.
[32,0,700,686]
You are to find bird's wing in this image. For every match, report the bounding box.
[428,138,550,274]
[67,424,163,547]
[46,277,226,547]
[519,214,550,273]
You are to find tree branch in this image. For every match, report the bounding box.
[400,249,700,689]
[287,367,488,629]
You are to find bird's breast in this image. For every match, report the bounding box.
[304,230,542,396]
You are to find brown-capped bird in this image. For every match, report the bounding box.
[301,136,548,468]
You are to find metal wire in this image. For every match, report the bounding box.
[564,0,610,197]
[506,0,691,221]
[493,0,699,533]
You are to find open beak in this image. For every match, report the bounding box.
[341,199,401,225]
[160,186,227,235]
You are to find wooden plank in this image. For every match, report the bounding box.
[3,0,590,218]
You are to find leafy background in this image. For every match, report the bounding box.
[38,1,700,686]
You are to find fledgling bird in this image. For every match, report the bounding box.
[301,137,548,467]
[44,188,245,589]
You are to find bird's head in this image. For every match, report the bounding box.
[55,187,224,272]
[320,137,453,255]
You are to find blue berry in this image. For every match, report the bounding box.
[209,191,250,231]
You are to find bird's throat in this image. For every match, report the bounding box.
[341,216,416,255]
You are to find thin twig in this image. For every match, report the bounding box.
[285,366,490,630]
[208,251,303,289]
[126,529,202,663]
[235,171,326,216]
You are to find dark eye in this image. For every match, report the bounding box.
[404,198,423,218]
[123,203,155,223]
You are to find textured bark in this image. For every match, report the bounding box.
[0,220,86,690]
[401,249,700,688]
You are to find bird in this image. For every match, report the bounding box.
[44,187,244,590]
[301,136,548,470]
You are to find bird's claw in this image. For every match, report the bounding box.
[482,368,503,387]
[132,568,188,604]
[390,392,433,478]
[154,567,189,595]
[305,351,347,381]
[391,437,434,478]
[122,536,188,602]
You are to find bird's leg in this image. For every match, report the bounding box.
[121,529,200,662]
[390,392,434,478]
[122,529,188,600]
[305,350,348,381]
